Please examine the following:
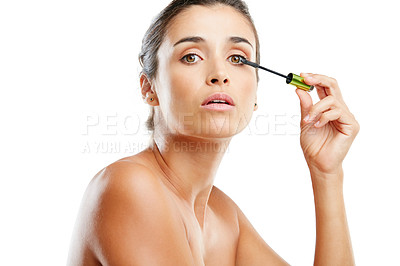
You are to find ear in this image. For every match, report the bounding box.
[140,73,159,106]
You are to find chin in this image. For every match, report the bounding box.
[184,119,248,139]
[167,110,253,139]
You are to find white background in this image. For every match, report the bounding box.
[1,0,399,265]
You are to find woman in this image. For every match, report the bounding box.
[67,0,360,265]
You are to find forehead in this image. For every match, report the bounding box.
[165,4,256,46]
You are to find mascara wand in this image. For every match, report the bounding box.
[240,58,314,92]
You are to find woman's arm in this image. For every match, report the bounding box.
[296,73,359,265]
[234,169,354,266]
[311,167,355,265]
[236,73,358,265]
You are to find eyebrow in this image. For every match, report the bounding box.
[173,36,253,49]
[173,36,205,47]
[229,36,253,49]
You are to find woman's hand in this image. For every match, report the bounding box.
[295,73,360,178]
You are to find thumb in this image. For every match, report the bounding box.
[295,88,313,120]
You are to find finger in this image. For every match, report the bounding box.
[301,73,329,100]
[314,108,357,133]
[314,108,342,128]
[305,96,355,128]
[304,95,339,122]
[300,73,328,99]
[301,73,344,101]
[295,88,313,120]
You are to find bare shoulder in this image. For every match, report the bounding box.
[222,188,289,266]
[209,186,240,218]
[67,157,195,266]
[92,158,163,199]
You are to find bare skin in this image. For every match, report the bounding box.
[68,4,359,266]
[67,146,287,265]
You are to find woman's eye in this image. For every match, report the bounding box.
[181,54,201,64]
[229,55,245,64]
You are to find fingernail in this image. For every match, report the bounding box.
[306,76,315,82]
[314,121,320,127]
[304,114,310,122]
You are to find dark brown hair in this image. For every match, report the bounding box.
[139,0,260,132]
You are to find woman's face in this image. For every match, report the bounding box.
[153,4,258,139]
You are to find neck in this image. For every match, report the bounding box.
[151,130,231,228]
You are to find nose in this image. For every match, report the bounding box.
[210,77,229,85]
[206,63,230,86]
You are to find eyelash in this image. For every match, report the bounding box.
[180,53,247,65]
[180,53,202,64]
[228,55,247,64]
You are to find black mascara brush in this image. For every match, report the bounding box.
[239,57,314,92]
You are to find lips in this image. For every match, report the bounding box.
[201,93,235,106]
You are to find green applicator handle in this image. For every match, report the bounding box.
[286,73,314,92]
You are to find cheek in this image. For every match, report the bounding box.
[232,65,257,85]
[155,54,198,131]
[235,72,257,105]
[168,65,203,108]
